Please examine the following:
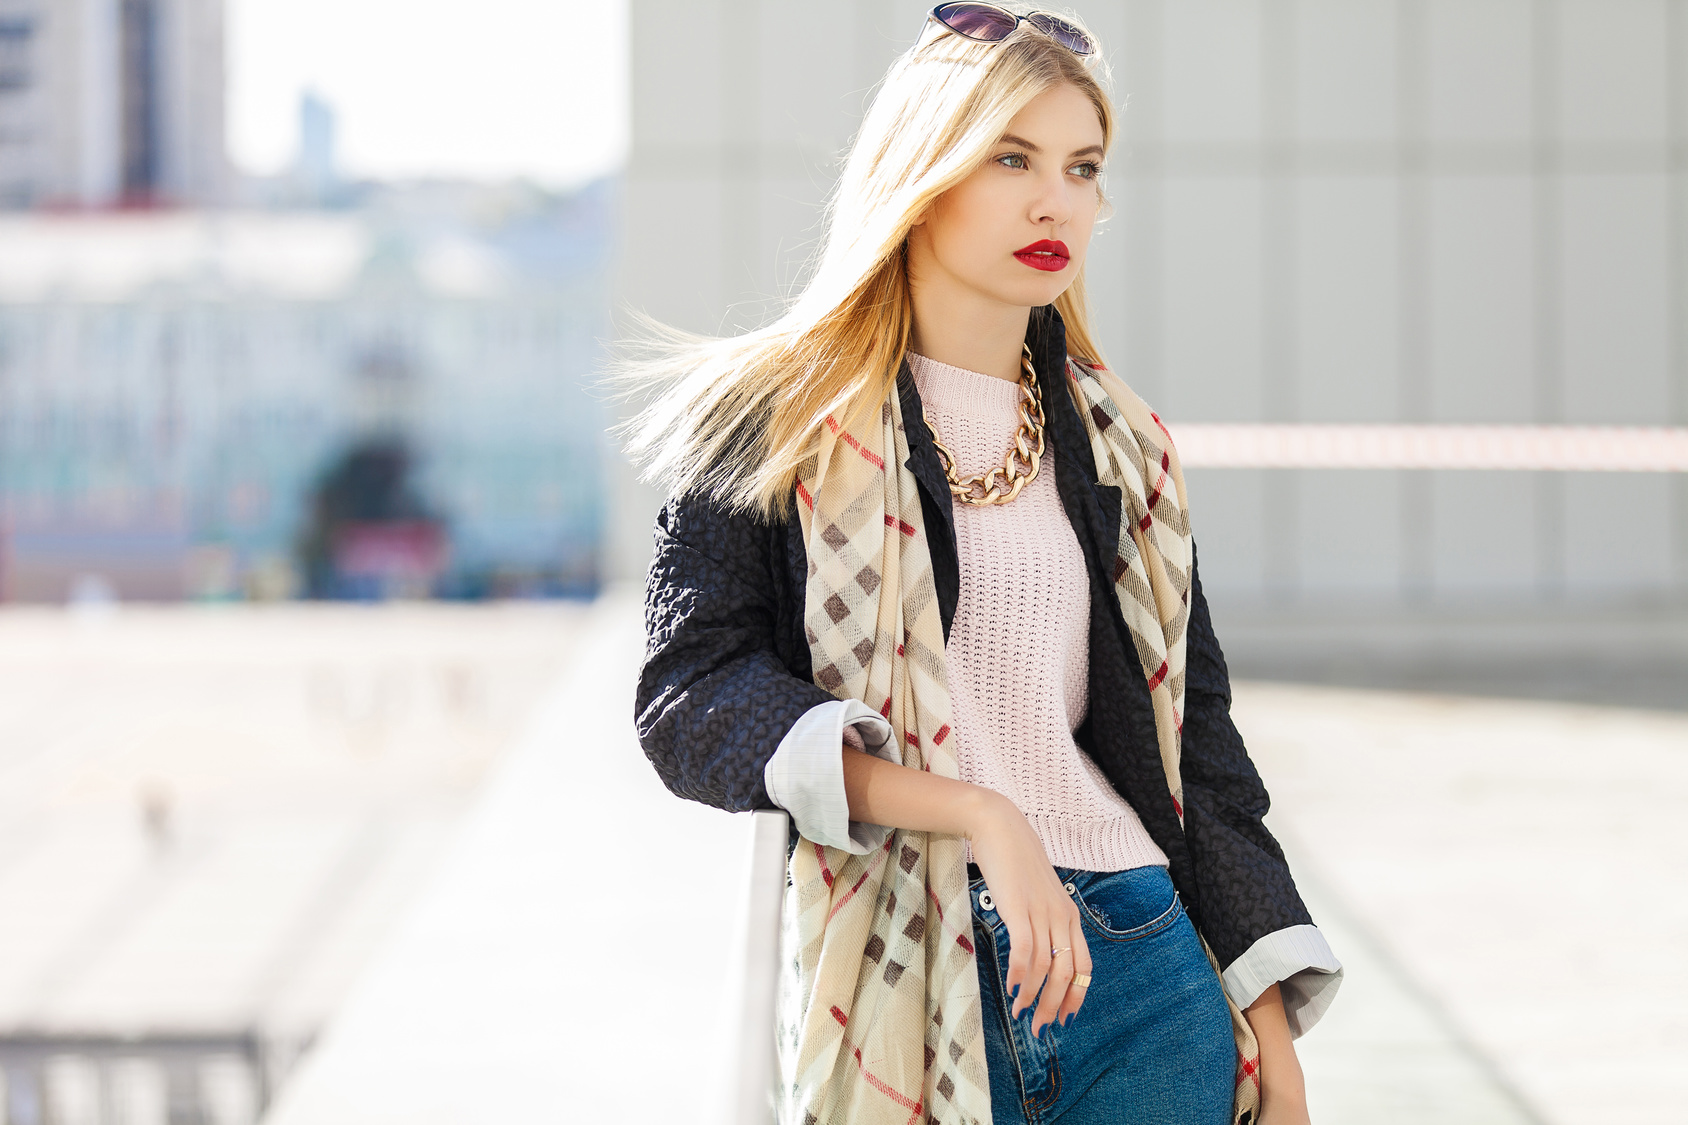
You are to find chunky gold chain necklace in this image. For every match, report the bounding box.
[922,346,1047,506]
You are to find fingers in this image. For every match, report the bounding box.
[1030,921,1076,1036]
[1004,902,1087,1038]
[1054,929,1092,1028]
[1002,912,1047,1021]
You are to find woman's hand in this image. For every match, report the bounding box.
[965,793,1092,1037]
[1244,983,1311,1124]
[839,748,1090,1036]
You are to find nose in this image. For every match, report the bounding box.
[1030,167,1073,229]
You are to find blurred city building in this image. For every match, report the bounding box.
[0,0,226,208]
[616,0,1688,616]
[288,91,338,208]
[0,179,614,603]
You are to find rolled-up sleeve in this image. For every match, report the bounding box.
[1178,545,1343,1035]
[1222,924,1345,1038]
[635,496,834,812]
[764,699,898,853]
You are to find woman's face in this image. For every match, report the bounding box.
[910,83,1105,311]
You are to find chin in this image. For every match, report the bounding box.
[994,278,1075,310]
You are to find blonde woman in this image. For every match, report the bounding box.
[631,5,1341,1123]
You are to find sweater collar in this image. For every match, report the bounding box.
[897,304,1104,516]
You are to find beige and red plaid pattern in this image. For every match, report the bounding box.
[784,394,989,1125]
[782,365,1259,1125]
[1068,360,1261,1123]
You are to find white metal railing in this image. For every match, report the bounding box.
[731,810,790,1125]
[1168,423,1688,472]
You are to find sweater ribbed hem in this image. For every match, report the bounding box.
[966,811,1170,873]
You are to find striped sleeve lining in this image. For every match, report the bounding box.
[763,699,897,853]
[1222,924,1345,1038]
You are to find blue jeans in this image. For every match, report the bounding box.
[969,865,1236,1124]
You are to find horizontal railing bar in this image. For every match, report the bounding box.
[1168,424,1688,472]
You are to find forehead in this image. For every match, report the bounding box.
[1003,84,1105,145]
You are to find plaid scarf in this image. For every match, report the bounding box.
[779,359,1261,1125]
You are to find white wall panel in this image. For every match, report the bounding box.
[1102,174,1162,402]
[1429,176,1536,422]
[1161,176,1263,420]
[1426,0,1533,145]
[745,0,863,153]
[1294,0,1397,144]
[1161,0,1262,145]
[1112,0,1166,145]
[1430,472,1539,593]
[1558,0,1669,145]
[1298,471,1403,594]
[1560,174,1670,423]
[617,175,727,331]
[1297,177,1398,420]
[630,0,727,150]
[1185,467,1268,599]
[1562,474,1674,593]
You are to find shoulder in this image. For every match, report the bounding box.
[654,488,797,593]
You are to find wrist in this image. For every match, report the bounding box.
[959,786,1016,840]
[1262,1070,1307,1105]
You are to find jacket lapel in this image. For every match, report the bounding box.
[898,362,961,642]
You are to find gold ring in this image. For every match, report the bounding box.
[1071,973,1092,989]
[1050,947,1071,958]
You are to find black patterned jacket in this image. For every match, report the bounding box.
[634,307,1313,971]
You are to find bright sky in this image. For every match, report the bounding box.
[227,0,628,187]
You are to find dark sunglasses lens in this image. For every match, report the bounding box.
[934,3,1019,42]
[1027,13,1096,55]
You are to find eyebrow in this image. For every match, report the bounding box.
[998,134,1106,160]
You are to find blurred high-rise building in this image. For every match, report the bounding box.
[295,88,336,201]
[0,0,225,208]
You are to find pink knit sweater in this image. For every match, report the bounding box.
[909,353,1168,873]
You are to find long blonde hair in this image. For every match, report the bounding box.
[621,8,1114,518]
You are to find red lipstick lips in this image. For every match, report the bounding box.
[1013,239,1070,272]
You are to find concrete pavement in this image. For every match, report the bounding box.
[261,599,1686,1123]
[1238,682,1688,1124]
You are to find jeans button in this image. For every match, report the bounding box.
[1064,882,1077,895]
[979,891,994,911]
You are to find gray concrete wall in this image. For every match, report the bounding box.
[614,0,1688,608]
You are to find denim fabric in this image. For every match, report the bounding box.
[970,866,1236,1124]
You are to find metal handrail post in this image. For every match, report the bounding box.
[730,809,790,1125]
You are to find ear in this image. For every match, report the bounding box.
[910,193,942,229]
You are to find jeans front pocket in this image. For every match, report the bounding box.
[1070,866,1182,944]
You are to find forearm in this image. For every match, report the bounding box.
[1243,983,1309,1122]
[841,745,1003,837]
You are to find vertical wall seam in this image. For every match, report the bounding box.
[1531,0,1565,598]
[1397,0,1432,601]
[1262,0,1300,601]
[718,0,759,334]
[1122,0,1165,410]
[1670,0,1688,594]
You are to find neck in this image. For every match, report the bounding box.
[907,278,1031,384]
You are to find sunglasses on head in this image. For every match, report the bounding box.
[925,3,1096,57]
